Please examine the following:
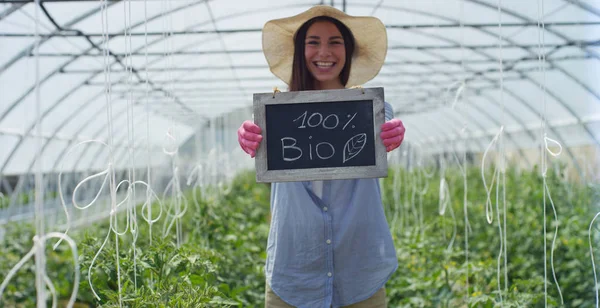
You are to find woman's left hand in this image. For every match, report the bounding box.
[380,119,405,152]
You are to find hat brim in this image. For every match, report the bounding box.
[262,6,387,88]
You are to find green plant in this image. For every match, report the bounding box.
[0,194,8,209]
[0,167,596,307]
[382,165,599,307]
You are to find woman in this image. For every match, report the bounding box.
[237,6,405,308]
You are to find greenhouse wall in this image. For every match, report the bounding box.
[0,0,599,307]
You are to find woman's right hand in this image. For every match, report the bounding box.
[237,120,263,158]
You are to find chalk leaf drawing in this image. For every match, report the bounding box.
[343,133,367,163]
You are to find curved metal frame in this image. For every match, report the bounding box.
[0,0,217,181]
[65,2,317,174]
[367,2,592,175]
[0,3,26,21]
[378,2,598,132]
[0,0,597,177]
[375,6,536,162]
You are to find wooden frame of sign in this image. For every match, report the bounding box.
[253,87,387,183]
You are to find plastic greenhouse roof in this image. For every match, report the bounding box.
[0,0,599,175]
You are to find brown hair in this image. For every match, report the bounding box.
[289,16,355,92]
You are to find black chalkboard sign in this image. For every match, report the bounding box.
[265,100,375,170]
[253,87,387,182]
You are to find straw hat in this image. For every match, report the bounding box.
[262,5,388,88]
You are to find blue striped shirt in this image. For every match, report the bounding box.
[265,103,397,307]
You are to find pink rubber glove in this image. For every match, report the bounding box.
[380,119,405,152]
[237,120,263,158]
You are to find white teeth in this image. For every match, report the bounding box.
[315,61,334,67]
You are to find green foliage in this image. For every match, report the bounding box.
[0,223,37,307]
[187,173,271,307]
[0,194,8,209]
[0,171,270,307]
[76,234,233,307]
[0,190,60,209]
[0,222,81,308]
[382,164,599,307]
[0,167,597,307]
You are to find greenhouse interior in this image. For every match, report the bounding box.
[0,0,599,307]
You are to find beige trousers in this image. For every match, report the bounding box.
[265,284,387,308]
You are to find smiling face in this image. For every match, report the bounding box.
[304,21,347,90]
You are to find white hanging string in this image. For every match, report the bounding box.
[88,213,115,301]
[417,167,425,236]
[32,1,48,306]
[402,149,410,233]
[54,141,158,301]
[54,145,162,302]
[0,232,80,308]
[537,1,549,304]
[1,1,168,306]
[493,155,504,303]
[413,143,432,238]
[449,81,467,111]
[100,1,123,305]
[591,147,600,182]
[54,142,109,301]
[591,145,600,308]
[187,163,205,214]
[54,140,109,249]
[161,127,188,246]
[589,211,600,308]
[438,172,457,252]
[398,151,405,235]
[389,164,402,235]
[143,0,156,258]
[86,180,160,301]
[219,148,234,195]
[425,0,456,260]
[497,1,509,295]
[451,138,470,300]
[544,174,564,304]
[138,181,164,226]
[163,128,179,156]
[387,135,405,236]
[543,135,563,166]
[159,0,186,247]
[162,166,189,237]
[455,0,470,302]
[537,1,563,305]
[408,150,421,232]
[111,180,132,236]
[43,272,57,308]
[122,0,140,291]
[481,127,503,225]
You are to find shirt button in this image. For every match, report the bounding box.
[327,272,332,277]
[323,207,328,211]
[326,239,331,244]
